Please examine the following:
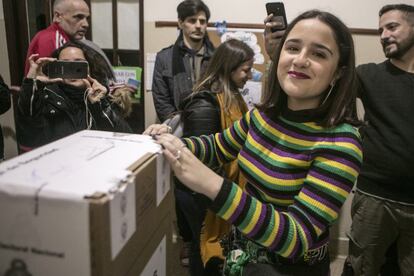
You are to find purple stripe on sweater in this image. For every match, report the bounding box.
[239,115,249,132]
[249,130,310,161]
[301,188,340,213]
[289,212,315,257]
[275,123,361,146]
[256,111,361,148]
[247,203,267,237]
[270,211,286,250]
[308,170,352,192]
[228,191,247,223]
[291,211,313,246]
[217,133,237,159]
[287,233,301,258]
[308,211,326,231]
[258,111,319,142]
[241,150,307,180]
[246,179,300,200]
[200,137,208,152]
[244,184,295,203]
[228,126,244,152]
[318,153,361,172]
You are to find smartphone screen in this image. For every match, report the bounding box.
[47,61,88,79]
[266,2,287,31]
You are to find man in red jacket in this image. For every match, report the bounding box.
[24,0,90,74]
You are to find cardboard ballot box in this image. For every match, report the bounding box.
[0,130,173,276]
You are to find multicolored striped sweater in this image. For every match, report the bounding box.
[184,108,363,259]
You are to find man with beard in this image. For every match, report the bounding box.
[345,4,414,275]
[152,0,214,122]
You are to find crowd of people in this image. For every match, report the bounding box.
[0,0,413,275]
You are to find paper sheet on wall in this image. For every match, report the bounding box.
[241,81,262,110]
[146,53,157,91]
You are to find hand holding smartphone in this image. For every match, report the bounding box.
[266,2,287,32]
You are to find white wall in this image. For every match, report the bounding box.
[145,0,411,28]
[0,0,18,160]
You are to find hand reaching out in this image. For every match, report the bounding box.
[154,134,223,200]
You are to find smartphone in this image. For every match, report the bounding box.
[47,60,88,79]
[266,2,287,32]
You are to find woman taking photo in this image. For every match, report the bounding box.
[17,41,132,150]
[150,10,362,275]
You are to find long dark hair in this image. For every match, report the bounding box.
[52,41,111,86]
[258,10,359,127]
[193,39,254,113]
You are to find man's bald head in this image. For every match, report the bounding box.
[53,0,85,13]
[53,0,90,40]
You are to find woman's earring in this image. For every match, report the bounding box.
[321,83,335,106]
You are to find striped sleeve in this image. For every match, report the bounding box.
[183,110,251,167]
[210,130,362,259]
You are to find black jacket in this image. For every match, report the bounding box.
[152,37,214,122]
[17,78,132,148]
[0,76,11,159]
[177,90,221,197]
[181,90,221,138]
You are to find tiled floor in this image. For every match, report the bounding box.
[169,236,346,276]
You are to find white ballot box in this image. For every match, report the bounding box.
[0,130,174,276]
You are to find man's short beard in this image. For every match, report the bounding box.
[383,36,414,59]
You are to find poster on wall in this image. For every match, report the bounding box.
[113,66,142,101]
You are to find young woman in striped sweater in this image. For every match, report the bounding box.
[152,10,363,275]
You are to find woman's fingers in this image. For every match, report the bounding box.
[82,78,92,89]
[87,75,97,83]
[155,134,222,199]
[143,124,172,136]
[28,54,39,64]
[36,57,57,66]
[264,13,273,24]
[155,134,186,159]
